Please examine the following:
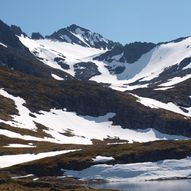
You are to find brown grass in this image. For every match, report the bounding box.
[3,140,191,177]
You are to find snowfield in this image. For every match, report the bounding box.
[18,35,191,92]
[0,88,189,144]
[19,36,105,76]
[64,157,191,182]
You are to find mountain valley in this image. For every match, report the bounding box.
[0,19,191,190]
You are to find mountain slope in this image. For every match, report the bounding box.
[17,28,191,93]
[12,24,191,120]
[0,66,190,142]
[0,20,73,80]
[18,35,105,80]
[0,20,191,186]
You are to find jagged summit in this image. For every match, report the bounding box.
[10,25,28,37]
[0,20,27,50]
[66,24,88,32]
[31,32,44,40]
[46,24,117,50]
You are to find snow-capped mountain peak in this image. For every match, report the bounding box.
[46,24,116,50]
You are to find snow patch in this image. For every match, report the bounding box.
[0,42,7,48]
[135,95,191,117]
[3,144,36,148]
[154,86,174,90]
[93,156,114,163]
[0,89,36,130]
[64,157,191,182]
[0,150,77,168]
[51,73,64,80]
[12,174,34,179]
[0,129,47,142]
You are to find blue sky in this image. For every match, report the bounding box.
[0,0,190,44]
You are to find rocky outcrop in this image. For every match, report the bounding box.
[31,32,44,40]
[54,57,70,70]
[94,42,156,63]
[0,20,27,51]
[10,25,28,37]
[74,62,101,80]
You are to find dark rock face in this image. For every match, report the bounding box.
[0,20,27,51]
[54,57,70,70]
[10,25,27,37]
[106,65,125,74]
[46,28,88,46]
[31,32,44,40]
[114,66,126,74]
[120,42,156,63]
[46,24,117,49]
[94,44,124,62]
[115,146,191,164]
[94,42,156,63]
[74,62,101,80]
